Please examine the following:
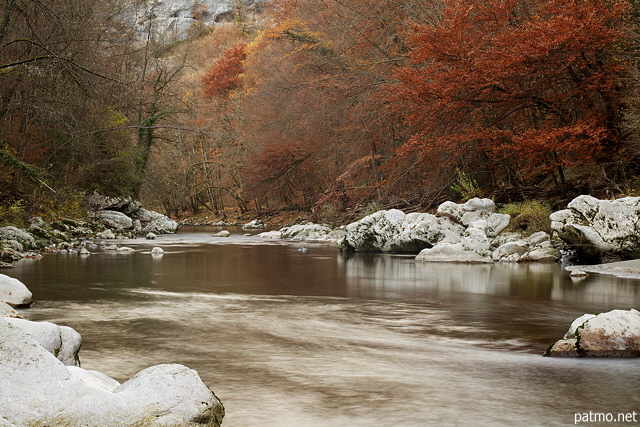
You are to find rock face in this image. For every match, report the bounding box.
[545,309,640,357]
[128,0,265,40]
[0,319,225,426]
[0,274,32,307]
[550,195,640,261]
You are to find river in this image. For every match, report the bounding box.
[5,228,640,426]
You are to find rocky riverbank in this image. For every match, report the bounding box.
[0,193,179,267]
[0,275,224,426]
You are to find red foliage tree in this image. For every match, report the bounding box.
[202,43,247,98]
[395,0,631,188]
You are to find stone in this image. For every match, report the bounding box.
[4,318,81,366]
[550,195,640,261]
[0,226,36,249]
[96,230,116,239]
[145,232,157,240]
[137,209,179,234]
[545,309,640,357]
[521,247,561,263]
[117,246,135,252]
[214,230,230,237]
[242,219,267,230]
[151,247,164,255]
[0,302,22,318]
[437,198,510,237]
[257,230,282,239]
[83,192,142,215]
[95,210,134,230]
[0,274,32,307]
[79,247,91,255]
[415,220,493,263]
[280,223,331,240]
[341,209,466,253]
[0,320,224,426]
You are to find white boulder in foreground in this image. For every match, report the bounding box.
[545,309,640,357]
[0,274,32,307]
[4,317,81,366]
[550,195,640,261]
[0,319,224,426]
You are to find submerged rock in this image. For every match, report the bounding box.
[545,309,640,357]
[0,319,225,426]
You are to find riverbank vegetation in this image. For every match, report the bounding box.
[2,0,640,226]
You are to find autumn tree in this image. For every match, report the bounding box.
[395,0,632,196]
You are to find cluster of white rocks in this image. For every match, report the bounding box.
[0,194,179,266]
[255,198,561,263]
[545,309,640,357]
[0,274,224,425]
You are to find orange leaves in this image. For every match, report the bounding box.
[395,0,631,183]
[202,43,247,98]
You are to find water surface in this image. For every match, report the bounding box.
[7,228,640,426]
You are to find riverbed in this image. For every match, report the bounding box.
[6,228,640,426]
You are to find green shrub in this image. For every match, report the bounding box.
[451,169,484,200]
[499,200,552,236]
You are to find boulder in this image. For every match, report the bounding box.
[341,209,465,253]
[83,192,142,216]
[137,209,179,234]
[213,230,230,237]
[545,309,640,357]
[95,210,134,230]
[416,220,493,263]
[491,231,560,263]
[242,219,267,230]
[257,230,281,239]
[151,247,164,255]
[0,226,36,250]
[0,319,225,426]
[4,318,81,366]
[96,229,117,239]
[280,223,332,240]
[437,198,510,237]
[0,274,32,307]
[550,195,640,261]
[0,302,22,318]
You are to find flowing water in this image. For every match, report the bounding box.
[6,228,640,426]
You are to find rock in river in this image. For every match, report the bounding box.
[545,309,640,357]
[0,319,225,426]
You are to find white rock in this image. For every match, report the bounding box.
[257,230,282,239]
[213,230,230,237]
[0,320,225,426]
[0,274,32,307]
[563,313,596,339]
[242,219,267,230]
[280,223,331,240]
[492,241,528,262]
[0,302,22,318]
[521,247,560,263]
[527,231,550,245]
[97,229,116,239]
[151,247,164,255]
[4,318,81,366]
[0,226,36,249]
[546,309,640,357]
[117,246,135,252]
[95,210,134,230]
[550,195,640,260]
[415,243,493,263]
[437,198,510,237]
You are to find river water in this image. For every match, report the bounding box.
[6,228,640,426]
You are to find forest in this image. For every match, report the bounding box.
[1,0,640,226]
